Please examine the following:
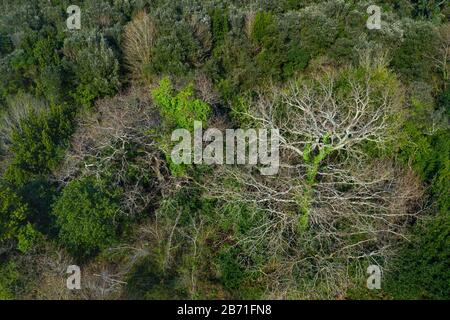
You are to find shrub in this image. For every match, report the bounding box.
[384,212,450,299]
[208,36,258,98]
[6,29,63,100]
[67,34,120,107]
[16,223,42,253]
[211,8,229,45]
[150,77,211,175]
[150,34,188,76]
[0,93,48,150]
[298,4,339,57]
[0,182,27,244]
[283,42,310,77]
[216,246,245,291]
[0,261,20,300]
[35,64,64,103]
[0,33,13,56]
[4,103,73,186]
[251,11,275,44]
[391,20,438,81]
[150,21,207,75]
[52,177,122,259]
[151,77,211,130]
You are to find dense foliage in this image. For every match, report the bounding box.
[0,0,448,300]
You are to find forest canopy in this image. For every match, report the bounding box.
[0,0,448,300]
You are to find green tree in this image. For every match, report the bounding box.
[52,177,122,259]
[251,11,275,44]
[0,182,27,244]
[211,8,229,46]
[151,77,211,130]
[385,212,450,299]
[4,104,73,186]
[67,35,120,107]
[0,261,20,300]
[391,20,438,81]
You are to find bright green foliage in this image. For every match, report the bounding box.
[150,78,211,175]
[303,136,332,184]
[151,77,211,130]
[4,104,73,186]
[297,137,333,232]
[16,223,42,253]
[52,177,122,259]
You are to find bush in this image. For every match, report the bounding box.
[66,34,120,107]
[0,261,20,300]
[211,8,229,45]
[0,182,27,245]
[298,4,339,57]
[150,20,208,76]
[391,20,438,81]
[251,11,275,44]
[4,103,73,186]
[151,77,211,130]
[0,33,13,56]
[52,177,122,259]
[150,77,211,175]
[385,212,450,299]
[216,246,245,291]
[16,222,42,253]
[35,64,64,104]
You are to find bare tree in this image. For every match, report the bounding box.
[122,11,157,83]
[201,66,423,298]
[241,69,403,162]
[53,87,170,217]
